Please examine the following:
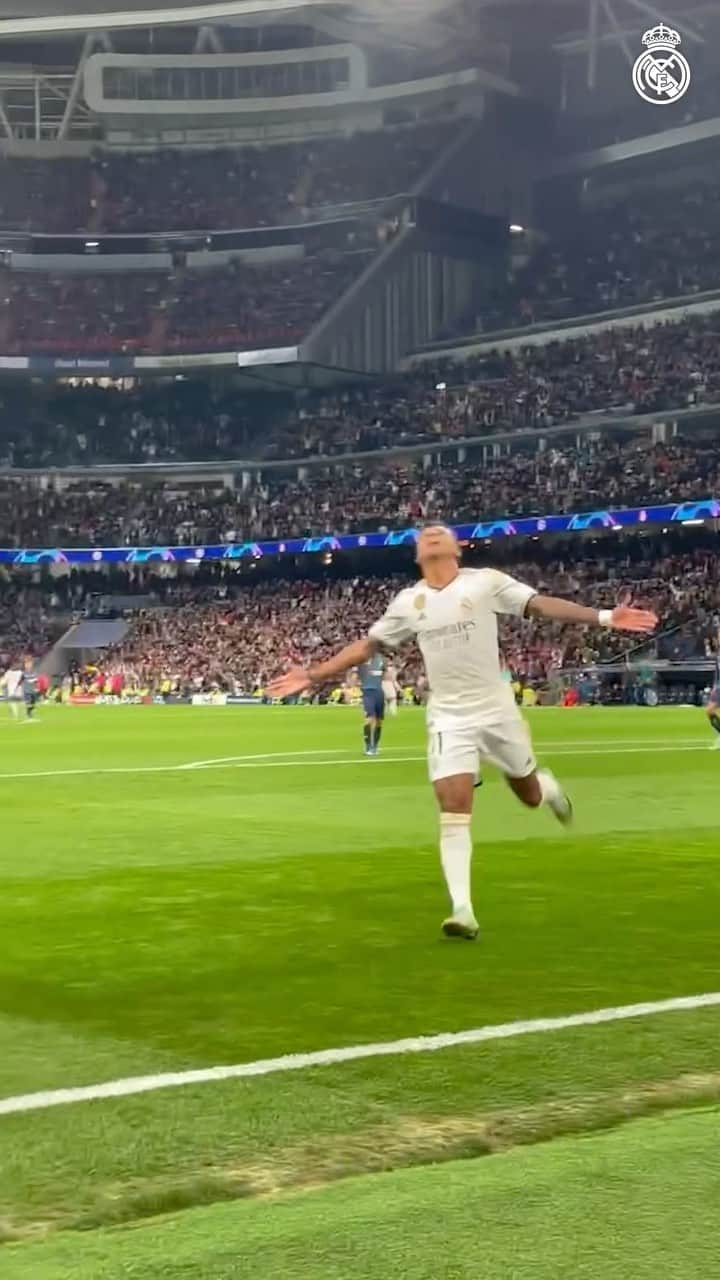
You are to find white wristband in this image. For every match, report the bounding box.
[598,609,614,628]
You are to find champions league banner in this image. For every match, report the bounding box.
[0,499,718,566]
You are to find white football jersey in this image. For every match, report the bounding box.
[2,668,23,698]
[368,567,535,721]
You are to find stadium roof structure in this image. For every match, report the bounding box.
[0,0,348,35]
[0,0,710,50]
[0,0,465,39]
[0,0,713,71]
[0,0,715,144]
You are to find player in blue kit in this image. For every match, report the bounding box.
[22,658,39,720]
[358,652,385,756]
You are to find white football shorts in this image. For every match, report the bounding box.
[427,713,536,783]
[382,681,398,715]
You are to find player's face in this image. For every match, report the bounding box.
[416,525,460,567]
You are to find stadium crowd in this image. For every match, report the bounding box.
[476,177,720,333]
[3,147,720,364]
[2,537,715,695]
[0,580,57,672]
[1,433,719,547]
[0,123,454,234]
[4,127,720,696]
[4,160,720,361]
[0,252,364,357]
[258,313,720,459]
[1,310,720,466]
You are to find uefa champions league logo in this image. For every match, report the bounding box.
[632,23,691,105]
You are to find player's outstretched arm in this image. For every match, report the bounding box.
[527,596,658,632]
[268,637,376,699]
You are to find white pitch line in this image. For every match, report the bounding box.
[547,743,708,756]
[0,740,712,782]
[1,991,719,1118]
[0,747,407,781]
[178,748,356,769]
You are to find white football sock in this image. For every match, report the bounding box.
[440,812,473,914]
[537,768,561,805]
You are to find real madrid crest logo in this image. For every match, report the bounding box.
[414,593,426,611]
[632,24,691,105]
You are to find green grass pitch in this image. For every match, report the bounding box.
[6,1108,720,1280]
[1,704,720,1274]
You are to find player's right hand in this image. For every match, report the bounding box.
[268,666,312,698]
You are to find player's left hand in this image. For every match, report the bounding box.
[610,606,658,632]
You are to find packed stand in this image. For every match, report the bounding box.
[0,158,94,236]
[0,579,59,670]
[108,576,411,695]
[2,433,720,548]
[2,310,720,466]
[474,178,720,333]
[159,255,361,355]
[0,253,364,356]
[258,314,720,458]
[96,124,453,231]
[81,544,720,693]
[505,547,720,675]
[0,123,453,235]
[2,272,166,357]
[3,536,720,700]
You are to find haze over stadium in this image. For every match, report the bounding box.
[2,1,720,1276]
